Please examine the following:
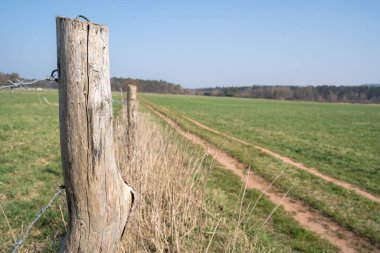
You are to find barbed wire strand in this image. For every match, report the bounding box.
[11,188,65,253]
[0,70,58,90]
[0,77,57,90]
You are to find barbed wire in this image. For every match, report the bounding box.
[0,78,57,90]
[11,187,65,253]
[0,78,54,90]
[0,69,58,90]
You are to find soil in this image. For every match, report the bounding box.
[146,103,380,253]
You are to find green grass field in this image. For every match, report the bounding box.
[141,93,380,247]
[0,90,339,252]
[141,94,380,195]
[0,90,64,251]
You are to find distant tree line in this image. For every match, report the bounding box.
[193,85,380,103]
[111,77,184,94]
[2,71,380,103]
[0,72,20,83]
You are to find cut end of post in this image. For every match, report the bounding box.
[128,84,137,91]
[56,16,104,27]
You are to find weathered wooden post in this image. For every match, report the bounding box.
[120,87,124,103]
[126,84,137,160]
[56,16,134,252]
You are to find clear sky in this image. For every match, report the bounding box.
[0,1,379,88]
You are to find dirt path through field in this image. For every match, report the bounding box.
[150,102,380,204]
[145,103,379,253]
[162,108,380,205]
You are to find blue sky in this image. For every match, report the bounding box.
[0,1,379,88]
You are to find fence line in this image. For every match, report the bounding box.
[11,187,65,253]
[0,70,58,90]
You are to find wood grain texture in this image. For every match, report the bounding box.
[56,16,132,253]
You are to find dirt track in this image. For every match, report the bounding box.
[145,103,380,253]
[166,109,380,205]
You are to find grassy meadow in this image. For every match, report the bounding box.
[140,94,380,195]
[0,90,339,252]
[141,93,380,247]
[0,90,64,250]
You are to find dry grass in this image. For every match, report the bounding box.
[115,107,211,252]
[114,106,261,252]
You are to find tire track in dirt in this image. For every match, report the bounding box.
[155,104,380,205]
[145,103,379,253]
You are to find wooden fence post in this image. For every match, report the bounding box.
[127,84,137,160]
[120,87,124,103]
[56,16,133,252]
